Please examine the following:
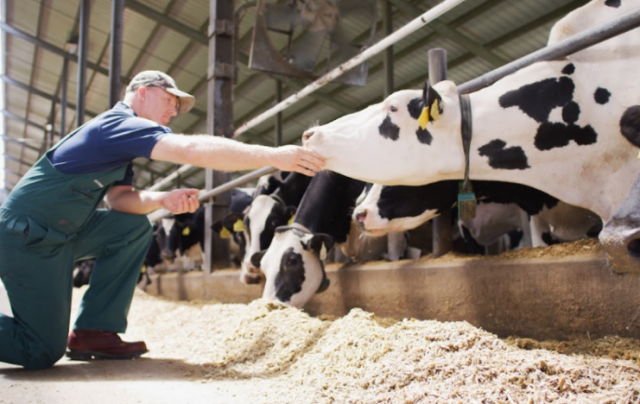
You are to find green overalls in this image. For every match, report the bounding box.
[0,127,153,369]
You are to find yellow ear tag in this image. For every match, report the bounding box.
[182,226,191,236]
[141,264,147,273]
[287,215,295,226]
[637,149,640,159]
[418,107,430,130]
[430,99,440,121]
[233,219,245,232]
[220,227,231,239]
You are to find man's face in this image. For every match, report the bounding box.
[141,86,179,126]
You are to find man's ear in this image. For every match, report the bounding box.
[221,213,242,231]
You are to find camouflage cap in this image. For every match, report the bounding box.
[126,70,195,114]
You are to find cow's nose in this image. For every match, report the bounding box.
[355,210,368,230]
[243,273,264,284]
[247,263,262,274]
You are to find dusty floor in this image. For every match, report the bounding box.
[1,277,640,404]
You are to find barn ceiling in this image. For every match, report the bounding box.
[1,0,588,193]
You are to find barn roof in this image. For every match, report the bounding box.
[1,0,587,192]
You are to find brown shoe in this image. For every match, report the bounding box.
[66,329,148,360]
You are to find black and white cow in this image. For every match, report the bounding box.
[302,0,640,271]
[251,171,366,307]
[164,188,254,268]
[162,205,205,263]
[216,172,313,284]
[253,170,289,198]
[353,181,600,250]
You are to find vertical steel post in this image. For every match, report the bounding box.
[428,48,453,258]
[275,80,282,146]
[204,0,235,271]
[382,0,394,97]
[60,58,68,139]
[109,0,124,108]
[76,0,89,127]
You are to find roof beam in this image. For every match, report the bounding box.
[3,152,35,166]
[1,109,60,138]
[0,74,100,119]
[2,136,42,153]
[124,0,207,45]
[0,21,110,76]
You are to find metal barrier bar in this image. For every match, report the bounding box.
[148,166,277,222]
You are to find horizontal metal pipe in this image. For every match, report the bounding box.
[147,166,277,222]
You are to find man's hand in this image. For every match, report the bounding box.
[161,188,200,214]
[273,145,325,176]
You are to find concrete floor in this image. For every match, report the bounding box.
[2,249,639,403]
[0,281,280,404]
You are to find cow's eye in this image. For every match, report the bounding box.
[390,105,398,112]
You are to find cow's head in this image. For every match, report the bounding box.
[253,226,333,307]
[238,195,297,284]
[303,81,462,185]
[353,181,459,236]
[212,213,249,271]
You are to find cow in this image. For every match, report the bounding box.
[163,188,254,269]
[239,173,312,284]
[302,0,640,272]
[214,173,313,284]
[251,171,363,306]
[253,170,289,198]
[353,181,601,249]
[251,170,410,307]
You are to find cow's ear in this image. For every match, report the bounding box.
[418,80,444,129]
[212,220,233,239]
[285,206,297,225]
[301,233,334,260]
[251,250,267,269]
[221,213,241,230]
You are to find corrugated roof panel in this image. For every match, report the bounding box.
[30,55,65,96]
[169,46,207,82]
[169,0,209,31]
[49,0,81,20]
[88,0,113,34]
[7,0,40,35]
[38,3,77,47]
[136,0,173,14]
[84,73,110,114]
[6,38,37,84]
[123,7,163,50]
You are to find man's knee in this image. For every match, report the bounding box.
[19,342,66,370]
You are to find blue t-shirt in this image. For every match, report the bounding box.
[48,102,171,186]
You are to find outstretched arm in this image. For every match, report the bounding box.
[150,134,325,176]
[106,186,200,215]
